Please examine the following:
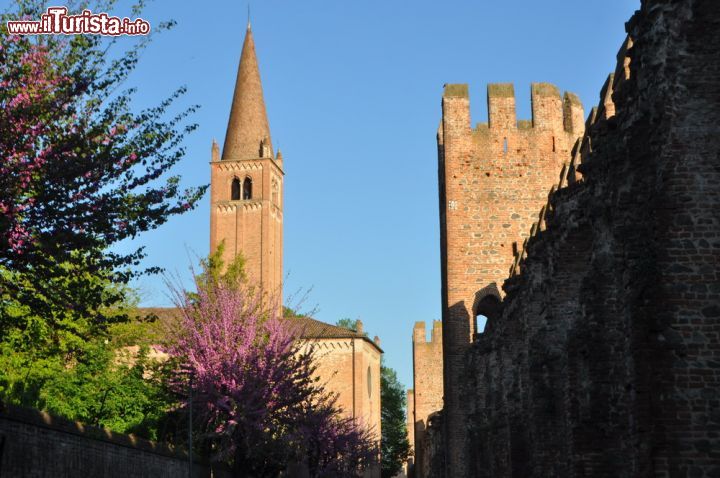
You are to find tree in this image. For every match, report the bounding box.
[0,1,205,326]
[0,264,174,441]
[0,0,202,441]
[336,317,362,333]
[335,319,412,477]
[380,366,412,478]
[166,257,377,477]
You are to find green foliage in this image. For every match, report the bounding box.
[0,263,174,440]
[381,365,412,477]
[0,0,202,440]
[0,0,205,328]
[40,343,172,440]
[336,318,368,336]
[107,311,165,348]
[336,317,361,333]
[197,240,247,290]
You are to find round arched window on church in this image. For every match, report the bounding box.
[367,366,372,398]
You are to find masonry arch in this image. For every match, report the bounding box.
[472,284,502,337]
[231,177,241,200]
[243,177,253,200]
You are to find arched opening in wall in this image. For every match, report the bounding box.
[231,178,241,200]
[552,136,556,152]
[474,295,502,337]
[503,137,508,154]
[243,177,252,200]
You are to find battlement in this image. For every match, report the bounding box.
[442,83,469,98]
[509,35,635,280]
[442,82,585,136]
[413,320,442,344]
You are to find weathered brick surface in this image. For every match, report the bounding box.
[0,403,231,478]
[210,153,283,295]
[298,337,382,440]
[411,321,443,478]
[296,336,382,478]
[438,81,584,475]
[210,26,284,299]
[432,1,720,476]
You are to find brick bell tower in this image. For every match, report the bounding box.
[210,23,284,298]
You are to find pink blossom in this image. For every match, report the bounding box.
[164,268,377,476]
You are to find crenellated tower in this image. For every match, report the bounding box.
[210,24,284,298]
[438,82,584,477]
[411,320,443,478]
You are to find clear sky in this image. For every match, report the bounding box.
[107,0,639,391]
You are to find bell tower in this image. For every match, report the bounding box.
[210,23,284,298]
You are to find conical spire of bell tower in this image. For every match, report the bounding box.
[222,24,273,161]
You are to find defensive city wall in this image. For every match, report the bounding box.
[410,1,720,476]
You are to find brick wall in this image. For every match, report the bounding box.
[444,1,720,476]
[209,153,284,297]
[297,337,382,478]
[438,80,584,475]
[411,321,443,478]
[0,403,231,478]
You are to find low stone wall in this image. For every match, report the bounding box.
[0,402,231,478]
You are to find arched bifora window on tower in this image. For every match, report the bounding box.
[231,178,241,200]
[243,177,252,200]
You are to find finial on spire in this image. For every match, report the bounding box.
[247,4,251,30]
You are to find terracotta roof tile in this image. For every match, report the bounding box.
[133,308,382,352]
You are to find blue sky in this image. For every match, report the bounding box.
[105,0,639,390]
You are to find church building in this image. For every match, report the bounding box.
[209,23,383,475]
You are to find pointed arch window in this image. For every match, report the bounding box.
[231,178,241,200]
[243,177,253,200]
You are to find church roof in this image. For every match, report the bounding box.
[134,308,382,353]
[222,24,273,161]
[134,307,182,323]
[287,316,383,352]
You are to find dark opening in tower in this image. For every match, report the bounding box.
[231,178,241,200]
[243,177,253,200]
[475,295,502,336]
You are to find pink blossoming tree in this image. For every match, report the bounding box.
[165,260,378,477]
[0,2,206,326]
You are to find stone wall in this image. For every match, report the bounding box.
[438,79,585,475]
[0,402,231,478]
[451,1,720,476]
